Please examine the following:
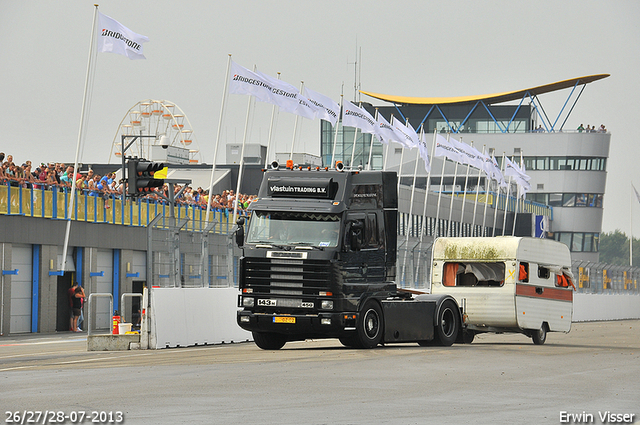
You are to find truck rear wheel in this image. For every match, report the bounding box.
[531,324,548,345]
[435,300,459,346]
[356,300,384,349]
[253,332,287,350]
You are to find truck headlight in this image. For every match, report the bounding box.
[240,316,250,323]
[242,297,255,307]
[321,300,334,310]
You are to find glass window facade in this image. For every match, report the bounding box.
[321,121,380,168]
[523,156,607,171]
[554,232,599,252]
[527,193,603,208]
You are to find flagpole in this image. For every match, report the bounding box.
[472,145,486,236]
[264,72,281,169]
[434,133,449,238]
[631,181,633,267]
[232,67,256,225]
[61,4,99,273]
[502,156,514,236]
[512,151,524,236]
[492,153,506,237]
[330,94,343,168]
[349,103,361,168]
[367,109,378,170]
[415,128,437,283]
[400,125,423,286]
[459,139,472,236]
[382,114,394,171]
[290,81,304,160]
[205,54,232,226]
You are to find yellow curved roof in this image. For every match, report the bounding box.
[360,74,610,105]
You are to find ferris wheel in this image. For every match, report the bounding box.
[109,99,202,164]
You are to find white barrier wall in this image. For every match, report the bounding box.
[147,289,639,349]
[573,293,640,322]
[150,287,251,349]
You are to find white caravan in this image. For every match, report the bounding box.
[430,236,575,344]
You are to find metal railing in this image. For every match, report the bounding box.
[87,293,113,336]
[0,182,247,234]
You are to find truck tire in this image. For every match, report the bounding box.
[356,300,384,349]
[253,332,287,350]
[456,329,475,344]
[435,300,459,346]
[531,324,548,345]
[339,335,359,348]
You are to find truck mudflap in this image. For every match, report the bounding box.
[237,311,357,339]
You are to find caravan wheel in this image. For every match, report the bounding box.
[531,324,548,345]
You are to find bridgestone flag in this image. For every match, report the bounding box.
[504,156,531,196]
[434,134,464,164]
[97,12,148,60]
[342,101,377,134]
[375,114,398,145]
[450,138,484,170]
[391,118,420,149]
[418,131,431,173]
[303,87,340,126]
[229,61,274,103]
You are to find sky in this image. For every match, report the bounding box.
[1,0,639,234]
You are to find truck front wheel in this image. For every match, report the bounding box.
[435,300,459,346]
[356,300,384,349]
[253,332,287,350]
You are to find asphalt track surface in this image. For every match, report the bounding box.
[0,320,638,425]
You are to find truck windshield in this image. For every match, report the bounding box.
[246,211,341,247]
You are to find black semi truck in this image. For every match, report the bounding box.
[235,164,460,349]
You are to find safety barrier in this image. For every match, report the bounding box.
[0,182,247,234]
[87,293,113,336]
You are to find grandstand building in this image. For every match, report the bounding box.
[321,74,610,263]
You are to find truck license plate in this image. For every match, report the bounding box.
[273,316,296,324]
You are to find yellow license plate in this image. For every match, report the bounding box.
[273,316,295,324]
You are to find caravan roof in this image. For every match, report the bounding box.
[432,237,571,268]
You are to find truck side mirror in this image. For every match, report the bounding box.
[235,217,245,247]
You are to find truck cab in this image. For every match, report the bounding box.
[236,166,400,349]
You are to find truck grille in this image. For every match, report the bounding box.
[243,257,331,296]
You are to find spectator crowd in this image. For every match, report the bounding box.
[0,152,256,214]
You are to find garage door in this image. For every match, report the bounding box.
[10,244,32,334]
[95,249,113,329]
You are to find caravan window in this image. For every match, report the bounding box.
[538,266,550,279]
[442,262,505,287]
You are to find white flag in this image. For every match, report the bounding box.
[294,92,321,120]
[375,114,398,145]
[303,87,340,126]
[418,131,431,173]
[434,134,465,164]
[254,70,301,113]
[505,157,531,194]
[342,101,377,134]
[633,183,640,205]
[492,155,507,187]
[480,153,504,184]
[229,61,275,103]
[97,12,149,60]
[450,138,484,169]
[391,117,420,149]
